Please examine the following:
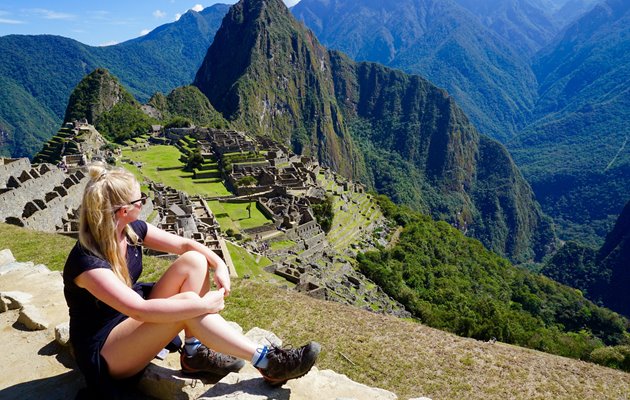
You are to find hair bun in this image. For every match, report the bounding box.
[87,162,109,181]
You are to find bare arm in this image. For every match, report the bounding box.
[75,268,225,323]
[142,223,232,295]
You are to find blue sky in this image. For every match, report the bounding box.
[0,0,300,47]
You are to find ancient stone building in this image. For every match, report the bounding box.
[0,158,87,232]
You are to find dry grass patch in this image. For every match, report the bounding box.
[223,280,630,400]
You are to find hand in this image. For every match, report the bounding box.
[213,262,231,297]
[203,288,225,313]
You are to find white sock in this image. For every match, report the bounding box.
[184,337,202,357]
[251,345,269,368]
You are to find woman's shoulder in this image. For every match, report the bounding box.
[129,220,148,240]
[63,241,110,282]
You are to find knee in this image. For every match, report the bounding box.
[174,291,200,301]
[179,251,207,272]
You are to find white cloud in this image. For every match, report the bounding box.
[0,17,23,24]
[191,4,204,12]
[140,28,151,36]
[28,8,76,20]
[153,10,167,19]
[284,0,301,6]
[99,40,118,47]
[175,13,182,21]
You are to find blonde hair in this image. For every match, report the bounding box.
[79,162,140,286]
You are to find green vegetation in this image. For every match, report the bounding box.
[121,145,231,197]
[269,239,297,251]
[164,116,192,129]
[310,195,334,233]
[541,199,630,318]
[148,85,229,129]
[541,242,604,303]
[96,102,155,143]
[0,223,75,271]
[225,241,272,278]
[357,196,630,371]
[206,200,272,232]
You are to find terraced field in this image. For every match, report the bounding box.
[318,172,384,252]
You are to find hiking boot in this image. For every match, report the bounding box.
[180,344,245,376]
[257,341,321,386]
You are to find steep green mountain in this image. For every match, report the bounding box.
[63,68,139,125]
[194,0,359,178]
[542,199,630,317]
[146,86,228,128]
[291,0,537,141]
[194,0,556,262]
[0,5,228,158]
[508,0,630,244]
[359,196,628,363]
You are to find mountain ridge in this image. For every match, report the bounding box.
[0,4,228,158]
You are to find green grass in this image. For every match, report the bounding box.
[0,223,75,271]
[121,145,231,197]
[207,200,272,232]
[317,173,383,250]
[269,239,296,251]
[225,241,273,278]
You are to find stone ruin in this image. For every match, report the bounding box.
[255,193,327,260]
[0,158,87,233]
[273,251,411,319]
[157,129,408,318]
[149,183,236,276]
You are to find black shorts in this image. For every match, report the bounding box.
[73,283,153,398]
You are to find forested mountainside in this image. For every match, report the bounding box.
[543,199,630,317]
[194,0,556,262]
[358,196,629,364]
[0,5,228,158]
[508,0,630,244]
[291,0,536,142]
[452,0,598,56]
[291,0,630,246]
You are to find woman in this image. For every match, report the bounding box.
[63,163,320,397]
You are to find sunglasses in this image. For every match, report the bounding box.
[129,193,148,206]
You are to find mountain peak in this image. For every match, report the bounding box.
[63,68,136,124]
[194,0,356,176]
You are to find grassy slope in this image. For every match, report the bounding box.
[1,222,629,399]
[121,145,231,197]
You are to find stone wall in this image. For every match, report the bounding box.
[0,158,31,184]
[0,159,87,232]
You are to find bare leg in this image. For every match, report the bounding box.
[101,302,258,379]
[101,251,257,379]
[149,250,210,339]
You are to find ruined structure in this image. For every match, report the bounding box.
[149,183,236,276]
[0,158,87,232]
